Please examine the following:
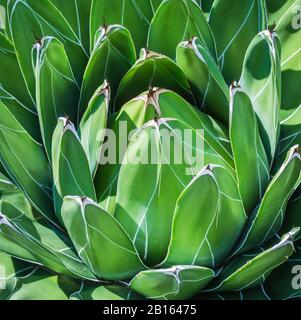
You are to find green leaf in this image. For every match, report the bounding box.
[208,228,299,292]
[95,89,234,214]
[0,201,96,280]
[148,0,216,60]
[115,49,195,109]
[0,33,35,111]
[79,25,136,119]
[70,283,144,300]
[0,101,55,224]
[8,0,87,95]
[34,36,80,159]
[164,165,246,268]
[233,146,301,255]
[0,252,81,300]
[90,0,162,53]
[130,266,214,300]
[48,0,92,53]
[0,172,15,191]
[79,81,109,176]
[239,30,282,163]
[52,118,96,222]
[209,0,267,84]
[176,37,229,124]
[229,85,269,214]
[199,0,214,18]
[263,240,301,300]
[61,196,145,280]
[115,118,233,266]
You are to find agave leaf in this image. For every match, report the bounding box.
[274,0,301,114]
[176,37,229,124]
[0,172,15,191]
[0,101,55,224]
[115,49,195,109]
[79,81,109,176]
[275,108,301,171]
[51,0,92,53]
[0,201,97,280]
[0,252,81,300]
[34,36,80,159]
[208,228,299,292]
[61,196,145,280]
[115,118,233,265]
[0,189,34,219]
[70,283,144,300]
[52,118,96,221]
[130,266,214,300]
[164,165,246,268]
[79,25,136,119]
[90,0,162,53]
[209,0,267,84]
[0,33,35,111]
[229,86,269,215]
[234,146,301,255]
[8,0,87,95]
[95,89,234,214]
[263,240,301,300]
[239,30,282,163]
[148,0,216,60]
[163,166,219,267]
[279,193,301,241]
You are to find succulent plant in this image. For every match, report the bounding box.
[0,0,301,300]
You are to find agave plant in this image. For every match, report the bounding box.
[0,0,301,301]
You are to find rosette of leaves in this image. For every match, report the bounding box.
[0,0,301,300]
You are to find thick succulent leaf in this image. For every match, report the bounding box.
[280,192,301,240]
[115,118,233,266]
[115,49,195,109]
[79,25,136,118]
[0,172,15,191]
[276,107,301,171]
[0,190,34,219]
[0,101,54,223]
[263,240,301,300]
[229,86,269,215]
[0,252,81,300]
[79,82,109,176]
[50,0,92,53]
[90,0,162,53]
[70,283,143,300]
[61,196,145,280]
[0,201,96,280]
[163,166,218,267]
[176,37,229,124]
[209,0,267,84]
[0,33,35,111]
[234,146,301,255]
[52,118,96,221]
[95,89,233,214]
[148,0,216,60]
[239,31,282,163]
[34,36,80,159]
[268,1,301,121]
[164,165,246,268]
[130,266,214,300]
[8,0,87,97]
[208,228,299,292]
